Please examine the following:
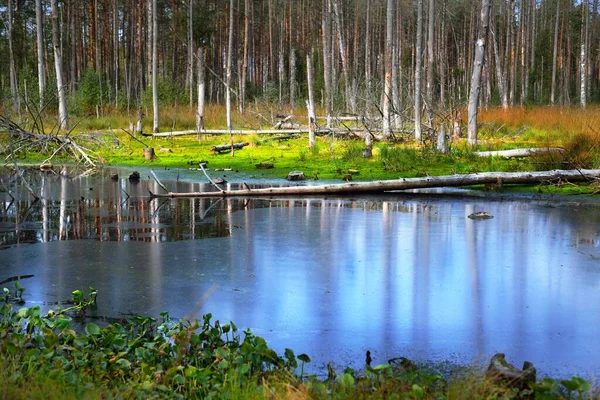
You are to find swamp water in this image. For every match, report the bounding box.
[1,167,600,378]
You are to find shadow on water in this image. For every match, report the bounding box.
[2,167,600,378]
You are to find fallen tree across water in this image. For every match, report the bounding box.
[149,169,600,198]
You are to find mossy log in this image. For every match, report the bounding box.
[149,169,600,198]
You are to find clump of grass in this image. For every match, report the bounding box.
[530,130,600,170]
[340,140,365,162]
[562,130,600,169]
[378,145,420,172]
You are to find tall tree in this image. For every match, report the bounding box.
[36,0,46,108]
[467,0,491,144]
[415,0,423,142]
[152,0,158,132]
[383,0,395,138]
[51,0,68,130]
[6,0,19,115]
[226,0,234,131]
[550,0,560,104]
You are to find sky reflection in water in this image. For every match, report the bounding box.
[1,168,600,378]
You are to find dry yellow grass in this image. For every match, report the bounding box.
[480,106,600,138]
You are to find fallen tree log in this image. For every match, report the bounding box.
[475,147,563,158]
[149,169,600,198]
[210,142,249,153]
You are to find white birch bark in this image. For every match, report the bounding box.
[306,52,316,149]
[51,0,68,130]
[197,47,205,133]
[467,0,491,145]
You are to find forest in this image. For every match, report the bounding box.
[0,0,598,143]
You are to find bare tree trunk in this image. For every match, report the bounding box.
[426,0,435,107]
[36,0,46,108]
[550,0,560,104]
[188,0,194,107]
[415,0,423,142]
[152,0,159,133]
[113,0,119,107]
[240,0,249,113]
[197,47,205,133]
[331,0,355,113]
[51,0,68,130]
[383,0,394,138]
[364,0,372,106]
[322,0,333,127]
[467,0,491,145]
[226,0,234,131]
[580,0,588,107]
[491,20,508,109]
[7,1,17,116]
[306,51,316,149]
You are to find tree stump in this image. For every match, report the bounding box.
[486,353,536,396]
[287,171,306,181]
[143,147,156,160]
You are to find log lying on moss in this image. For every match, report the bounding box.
[475,147,563,158]
[149,169,600,198]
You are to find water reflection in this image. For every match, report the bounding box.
[1,168,600,378]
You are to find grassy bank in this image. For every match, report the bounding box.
[3,105,600,194]
[0,286,596,399]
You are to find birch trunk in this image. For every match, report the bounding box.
[51,0,68,130]
[152,0,159,133]
[197,47,205,133]
[415,0,423,142]
[580,0,588,107]
[306,52,316,149]
[467,0,491,145]
[383,0,395,138]
[36,0,46,107]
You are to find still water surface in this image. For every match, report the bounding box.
[1,167,600,378]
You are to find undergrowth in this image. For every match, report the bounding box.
[0,284,596,399]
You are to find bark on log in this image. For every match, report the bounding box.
[149,169,600,198]
[475,148,563,158]
[210,142,249,153]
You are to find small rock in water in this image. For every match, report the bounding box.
[213,177,227,184]
[128,171,141,182]
[468,211,493,220]
[110,173,119,181]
